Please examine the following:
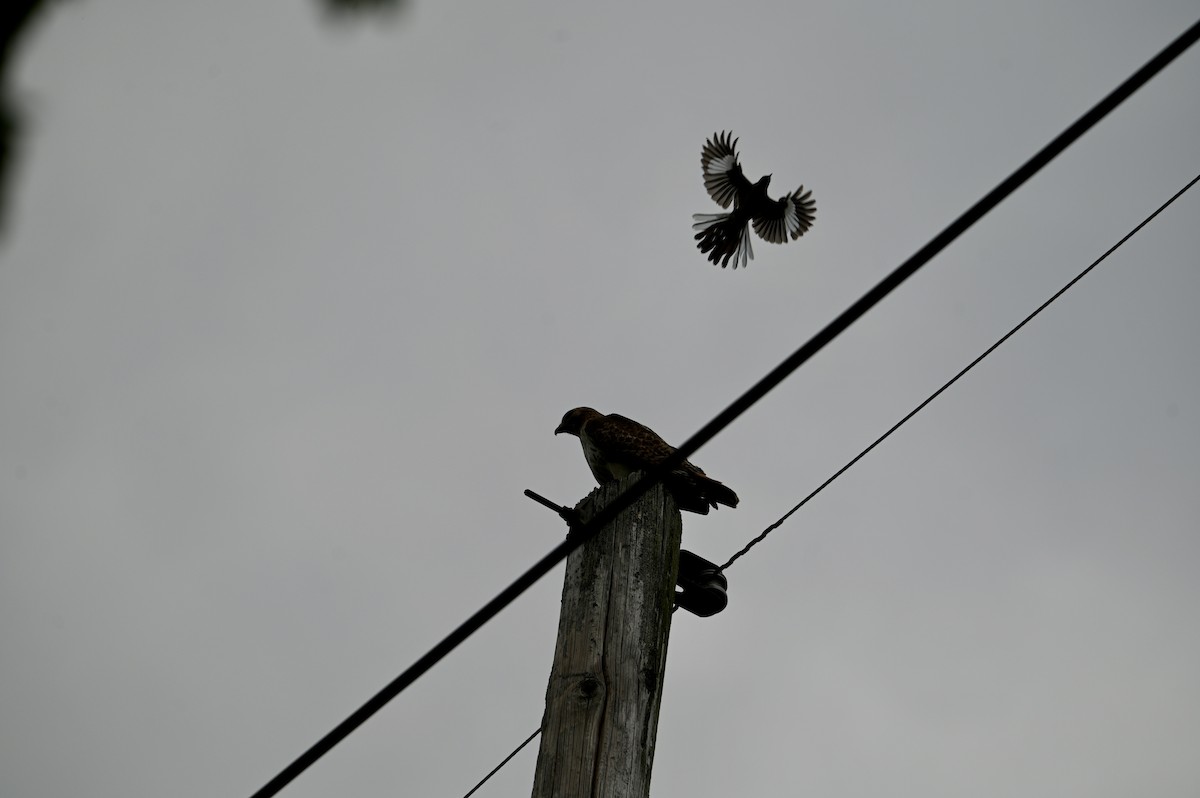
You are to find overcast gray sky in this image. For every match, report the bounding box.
[2,3,1199,797]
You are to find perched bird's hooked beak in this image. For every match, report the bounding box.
[554,423,567,435]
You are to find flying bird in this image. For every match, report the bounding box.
[555,407,739,515]
[692,131,816,268]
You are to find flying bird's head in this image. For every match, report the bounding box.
[555,407,603,437]
[756,174,773,190]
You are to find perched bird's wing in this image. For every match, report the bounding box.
[587,413,677,471]
[590,414,739,514]
[751,187,817,243]
[700,131,754,209]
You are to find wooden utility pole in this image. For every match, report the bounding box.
[531,474,683,798]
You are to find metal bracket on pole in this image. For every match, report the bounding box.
[526,488,728,617]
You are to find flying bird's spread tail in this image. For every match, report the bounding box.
[692,211,754,269]
[555,407,739,515]
[692,130,816,268]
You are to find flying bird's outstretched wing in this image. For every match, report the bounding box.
[751,187,817,243]
[700,131,752,209]
[555,407,739,515]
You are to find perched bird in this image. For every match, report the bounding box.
[692,131,816,268]
[555,407,739,515]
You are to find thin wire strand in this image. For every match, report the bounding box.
[461,728,541,798]
[247,21,1200,798]
[720,170,1200,572]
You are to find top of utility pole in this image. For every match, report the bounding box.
[531,474,683,798]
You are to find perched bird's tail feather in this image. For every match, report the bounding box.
[665,469,740,514]
[701,477,739,509]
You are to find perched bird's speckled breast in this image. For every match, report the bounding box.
[580,428,630,481]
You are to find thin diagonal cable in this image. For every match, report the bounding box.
[721,170,1200,572]
[461,728,541,798]
[248,20,1200,798]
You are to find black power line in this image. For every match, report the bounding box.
[247,18,1200,798]
[460,169,1200,798]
